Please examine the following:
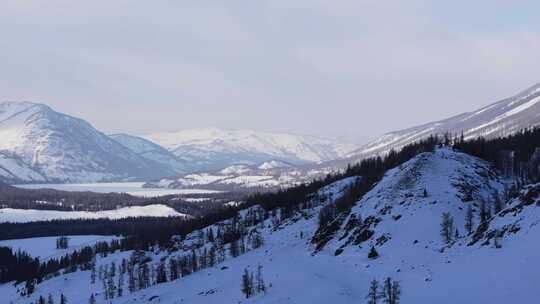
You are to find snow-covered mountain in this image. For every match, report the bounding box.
[349,82,540,159]
[144,127,356,171]
[4,148,540,303]
[0,102,175,183]
[109,133,187,174]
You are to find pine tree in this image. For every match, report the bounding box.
[256,264,266,294]
[118,270,124,297]
[440,212,454,244]
[368,246,379,259]
[88,294,96,304]
[200,248,208,270]
[191,250,199,273]
[367,279,379,304]
[156,261,168,284]
[465,205,474,235]
[241,268,254,299]
[217,241,226,263]
[90,261,96,284]
[107,270,116,299]
[102,266,109,300]
[110,261,116,278]
[493,192,504,214]
[379,277,401,304]
[128,263,136,293]
[38,295,46,304]
[169,258,179,281]
[47,294,54,304]
[208,246,217,267]
[25,279,35,296]
[230,239,240,258]
[479,199,489,226]
[60,294,67,304]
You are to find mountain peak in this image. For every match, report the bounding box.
[348,81,540,160]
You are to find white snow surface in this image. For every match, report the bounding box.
[0,204,188,223]
[2,149,539,304]
[14,182,220,197]
[0,235,120,261]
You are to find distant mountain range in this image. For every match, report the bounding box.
[345,82,540,161]
[0,102,354,183]
[143,127,356,172]
[2,82,540,184]
[0,102,175,183]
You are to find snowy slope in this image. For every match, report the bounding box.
[0,204,188,223]
[349,82,540,159]
[328,148,504,255]
[110,134,187,174]
[4,149,540,304]
[0,102,175,183]
[0,235,120,261]
[144,127,356,171]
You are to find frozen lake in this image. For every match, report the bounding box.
[14,182,220,198]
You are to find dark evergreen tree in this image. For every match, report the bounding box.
[368,246,379,260]
[440,212,454,245]
[256,264,266,294]
[90,261,96,284]
[241,268,254,299]
[465,205,474,235]
[118,270,124,297]
[156,261,168,284]
[169,258,179,281]
[379,277,401,304]
[367,279,379,304]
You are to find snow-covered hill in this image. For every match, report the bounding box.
[109,134,187,174]
[0,102,175,183]
[145,161,333,191]
[144,127,356,171]
[326,148,504,255]
[349,82,540,159]
[4,148,540,303]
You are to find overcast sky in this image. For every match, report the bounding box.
[1,1,540,142]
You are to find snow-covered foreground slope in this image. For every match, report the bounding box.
[0,102,175,183]
[0,236,120,261]
[2,149,539,303]
[144,127,356,171]
[0,204,188,223]
[349,82,540,160]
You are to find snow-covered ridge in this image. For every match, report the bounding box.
[0,204,188,223]
[0,101,175,183]
[144,127,357,171]
[109,133,187,174]
[349,82,540,160]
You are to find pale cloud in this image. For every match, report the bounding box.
[1,1,539,141]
